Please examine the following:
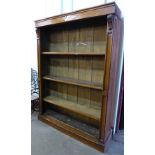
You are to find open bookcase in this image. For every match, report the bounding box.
[35,2,121,152]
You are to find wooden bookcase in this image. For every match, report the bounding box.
[35,2,121,152]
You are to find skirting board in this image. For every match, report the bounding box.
[38,114,112,152]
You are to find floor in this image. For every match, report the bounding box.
[31,112,124,155]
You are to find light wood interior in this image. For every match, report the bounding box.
[41,17,107,129]
[42,52,105,55]
[45,82,103,109]
[43,95,100,121]
[40,18,107,54]
[43,75,103,90]
[43,55,104,86]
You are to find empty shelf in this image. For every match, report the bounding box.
[43,75,103,90]
[42,52,105,55]
[43,96,101,121]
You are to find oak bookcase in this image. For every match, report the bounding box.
[35,2,121,152]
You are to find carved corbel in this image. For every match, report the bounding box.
[36,28,40,39]
[107,14,114,34]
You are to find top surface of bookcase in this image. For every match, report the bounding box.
[35,2,121,28]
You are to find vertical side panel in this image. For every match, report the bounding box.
[105,16,121,138]
[99,15,121,144]
[36,28,44,114]
[99,15,113,142]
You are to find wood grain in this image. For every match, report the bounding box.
[67,85,77,103]
[78,87,90,106]
[42,52,105,55]
[68,24,79,52]
[43,95,100,121]
[36,2,122,152]
[78,22,93,53]
[91,56,105,84]
[68,56,78,79]
[35,2,118,27]
[93,23,107,53]
[90,90,102,109]
[38,114,105,152]
[78,56,91,82]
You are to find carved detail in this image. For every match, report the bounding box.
[107,14,114,34]
[36,28,40,39]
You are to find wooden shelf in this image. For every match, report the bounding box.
[42,52,105,55]
[43,75,103,90]
[43,96,100,121]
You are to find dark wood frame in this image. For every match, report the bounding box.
[35,2,121,152]
[116,60,124,131]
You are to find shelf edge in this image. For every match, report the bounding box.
[42,76,103,90]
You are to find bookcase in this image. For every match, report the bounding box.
[35,2,121,152]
